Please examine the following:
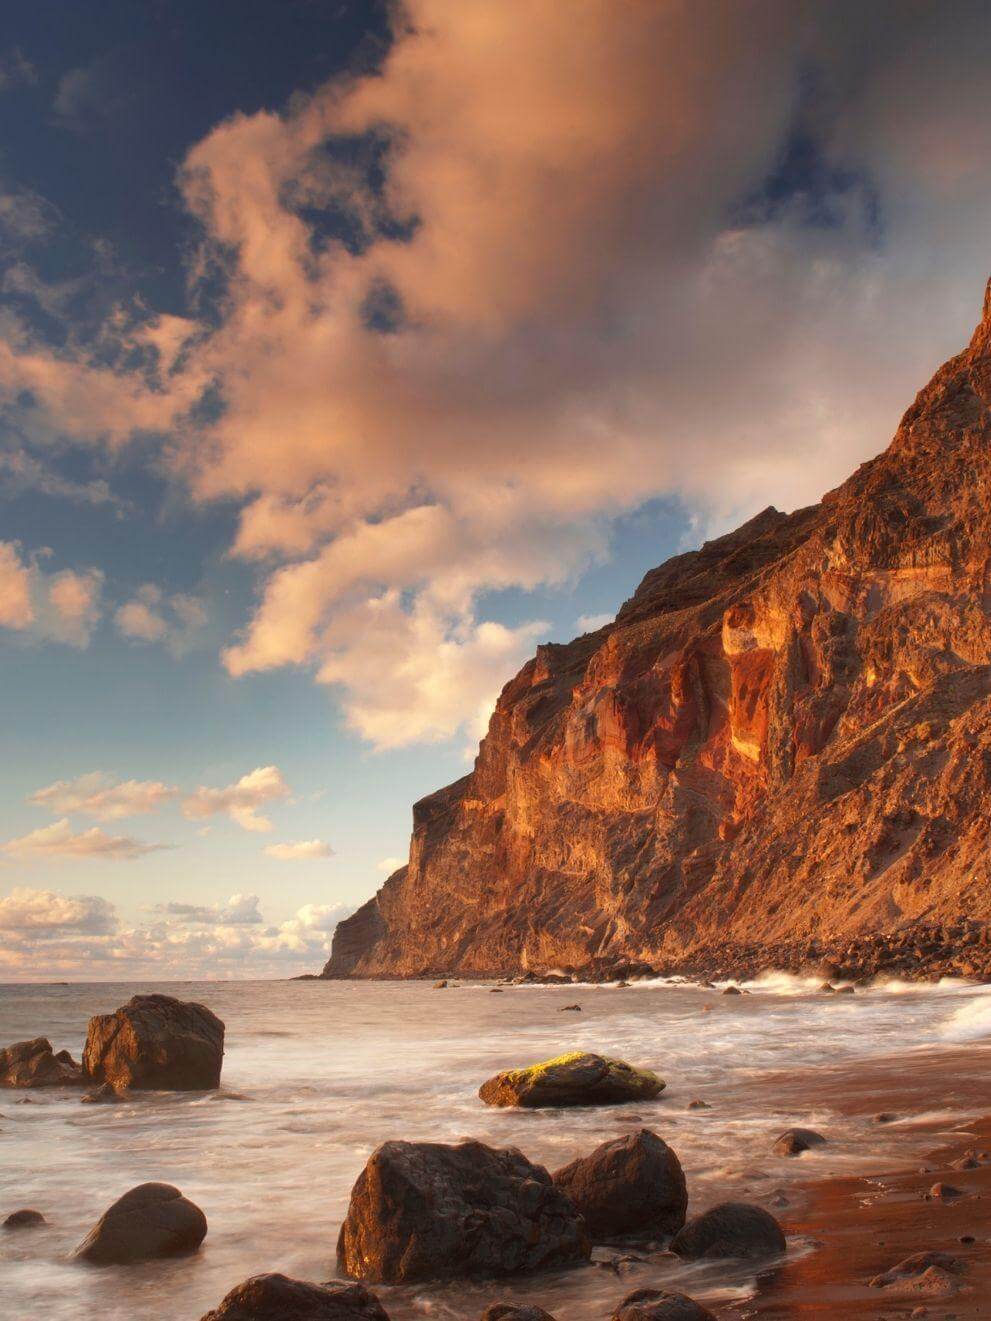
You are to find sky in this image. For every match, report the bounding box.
[2,1,991,980]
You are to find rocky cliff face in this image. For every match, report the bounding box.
[325,281,991,978]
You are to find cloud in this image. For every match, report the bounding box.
[10,3,991,748]
[0,541,103,647]
[3,818,166,861]
[182,765,290,832]
[154,892,263,925]
[377,856,405,874]
[114,583,207,655]
[0,47,36,92]
[0,541,33,628]
[0,887,355,980]
[0,887,115,935]
[577,613,612,633]
[264,839,334,861]
[28,771,178,821]
[0,449,122,507]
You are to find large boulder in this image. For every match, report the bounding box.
[0,1038,82,1088]
[200,1274,390,1320]
[75,1182,207,1264]
[611,1289,716,1320]
[83,994,224,1091]
[479,1052,664,1108]
[552,1129,686,1239]
[337,1138,590,1283]
[670,1202,785,1261]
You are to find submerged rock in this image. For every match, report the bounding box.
[75,1182,207,1264]
[81,1082,127,1105]
[552,1129,686,1239]
[611,1289,717,1321]
[3,1209,46,1230]
[83,994,224,1091]
[479,1052,664,1108]
[773,1127,826,1157]
[337,1138,590,1283]
[0,1038,82,1088]
[479,1308,558,1321]
[200,1274,391,1320]
[670,1202,785,1261]
[869,1251,966,1290]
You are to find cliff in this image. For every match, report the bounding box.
[325,279,991,979]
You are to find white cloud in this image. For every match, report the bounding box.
[28,771,178,821]
[2,818,166,861]
[182,765,290,833]
[0,541,103,647]
[0,887,114,935]
[114,584,207,655]
[0,540,33,628]
[577,613,612,633]
[264,839,334,861]
[0,887,355,980]
[377,856,405,874]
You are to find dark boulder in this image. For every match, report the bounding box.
[83,994,224,1091]
[670,1202,785,1261]
[3,1209,46,1230]
[337,1138,590,1283]
[552,1129,686,1239]
[75,1182,207,1264]
[773,1128,826,1157]
[200,1274,390,1320]
[0,1038,82,1088]
[611,1289,717,1321]
[479,1052,664,1108]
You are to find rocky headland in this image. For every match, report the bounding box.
[324,278,991,984]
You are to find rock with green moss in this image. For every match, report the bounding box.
[478,1051,665,1108]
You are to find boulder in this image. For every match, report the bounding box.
[83,994,224,1091]
[337,1138,590,1283]
[75,1182,207,1264]
[670,1202,785,1261]
[869,1251,965,1290]
[611,1289,717,1321]
[773,1127,826,1157]
[0,1038,82,1088]
[200,1274,390,1320]
[3,1209,46,1230]
[479,1052,664,1108]
[552,1129,686,1239]
[479,1309,558,1321]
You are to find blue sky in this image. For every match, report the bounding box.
[1,2,989,978]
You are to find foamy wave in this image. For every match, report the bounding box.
[940,989,991,1041]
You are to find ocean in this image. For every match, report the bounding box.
[3,975,991,1320]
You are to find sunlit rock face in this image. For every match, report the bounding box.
[326,280,991,977]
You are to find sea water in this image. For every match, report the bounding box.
[2,975,990,1320]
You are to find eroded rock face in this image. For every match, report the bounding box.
[75,1182,207,1264]
[0,1039,82,1088]
[670,1202,785,1261]
[479,1053,664,1108]
[337,1139,590,1283]
[323,279,991,981]
[552,1129,686,1239]
[200,1274,391,1320]
[611,1290,717,1321]
[83,994,224,1091]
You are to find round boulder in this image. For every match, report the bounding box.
[552,1129,686,1239]
[83,994,224,1091]
[337,1138,590,1283]
[670,1202,785,1261]
[611,1289,717,1321]
[75,1182,207,1264]
[4,1209,46,1230]
[479,1052,664,1108]
[200,1274,390,1320]
[773,1128,826,1157]
[0,1038,82,1088]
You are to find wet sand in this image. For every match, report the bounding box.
[746,1047,991,1318]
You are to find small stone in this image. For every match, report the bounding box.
[773,1127,827,1157]
[559,1004,582,1012]
[722,986,742,996]
[873,1112,898,1124]
[687,1099,710,1110]
[3,1209,45,1230]
[433,980,448,988]
[930,1183,964,1199]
